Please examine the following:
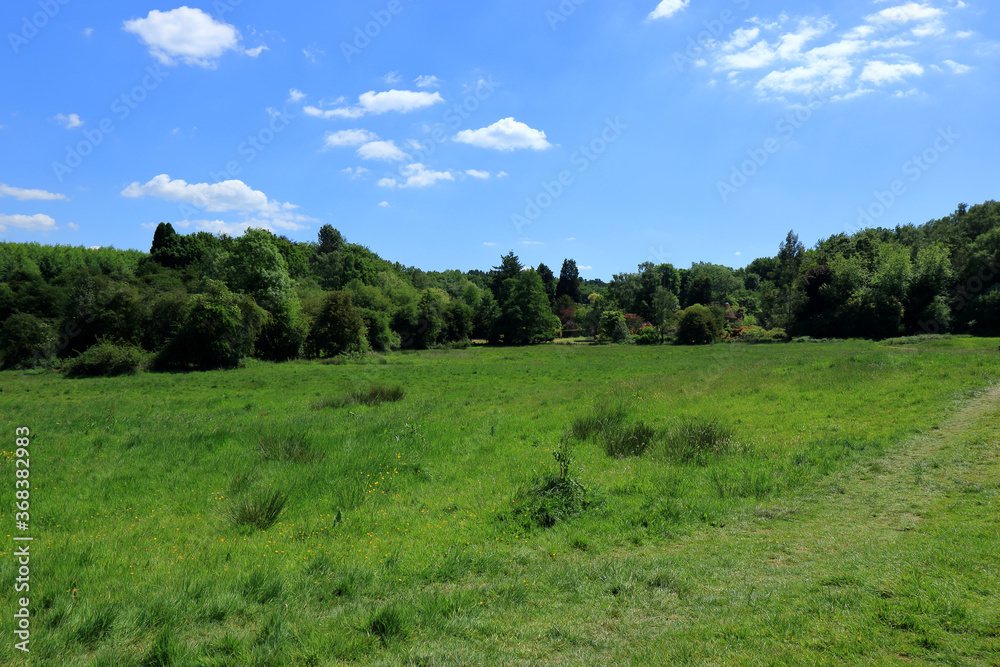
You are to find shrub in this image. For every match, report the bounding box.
[675,304,722,345]
[662,416,734,464]
[64,341,145,377]
[597,310,632,343]
[0,313,56,369]
[256,299,308,361]
[730,325,788,343]
[623,313,648,334]
[506,439,597,529]
[634,325,662,345]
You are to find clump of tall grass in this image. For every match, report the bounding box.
[571,383,655,457]
[661,416,735,465]
[366,606,410,645]
[256,428,321,463]
[222,488,287,531]
[312,383,404,410]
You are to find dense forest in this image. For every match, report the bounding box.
[0,200,997,373]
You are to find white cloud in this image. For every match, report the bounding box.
[497,171,509,178]
[566,237,576,241]
[83,27,94,37]
[304,90,444,119]
[245,44,269,57]
[956,30,974,38]
[324,129,379,148]
[943,59,971,73]
[378,163,454,189]
[465,169,491,179]
[866,3,944,25]
[340,167,369,180]
[0,184,67,201]
[0,213,58,233]
[578,265,593,271]
[414,75,440,88]
[378,201,389,207]
[288,88,306,103]
[357,140,409,162]
[358,89,444,114]
[383,71,402,84]
[483,242,497,246]
[647,0,689,21]
[859,60,924,85]
[55,113,83,129]
[302,46,324,63]
[120,176,315,232]
[67,222,80,230]
[520,240,544,246]
[453,118,552,151]
[123,7,241,68]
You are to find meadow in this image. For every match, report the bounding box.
[1,337,999,665]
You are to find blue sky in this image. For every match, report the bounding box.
[1,0,997,279]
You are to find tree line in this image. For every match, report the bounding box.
[0,199,997,372]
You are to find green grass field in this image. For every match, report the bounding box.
[2,338,999,665]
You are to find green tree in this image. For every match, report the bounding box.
[491,251,523,299]
[536,262,556,307]
[0,313,56,369]
[494,270,560,344]
[156,280,267,369]
[306,291,368,358]
[556,259,581,303]
[675,304,722,345]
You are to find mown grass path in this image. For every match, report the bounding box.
[581,383,1000,665]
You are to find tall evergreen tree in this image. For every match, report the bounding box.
[536,262,556,307]
[556,259,581,303]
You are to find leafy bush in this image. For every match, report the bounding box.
[312,383,404,409]
[506,440,597,529]
[662,416,734,464]
[675,304,722,345]
[730,325,788,342]
[634,325,662,345]
[597,310,632,344]
[64,341,145,377]
[0,313,56,369]
[256,299,308,361]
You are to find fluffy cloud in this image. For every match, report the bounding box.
[465,169,491,179]
[306,90,444,119]
[859,60,924,85]
[453,118,552,151]
[324,129,379,147]
[288,89,306,102]
[356,140,409,162]
[55,113,83,129]
[648,0,689,21]
[0,184,67,201]
[414,75,440,88]
[0,213,58,233]
[340,167,369,180]
[123,7,243,67]
[943,59,971,74]
[121,174,313,232]
[702,4,971,101]
[378,164,454,189]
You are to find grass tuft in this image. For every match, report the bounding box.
[662,416,735,464]
[223,488,287,531]
[312,383,405,410]
[571,383,656,457]
[366,606,409,645]
[256,428,322,463]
